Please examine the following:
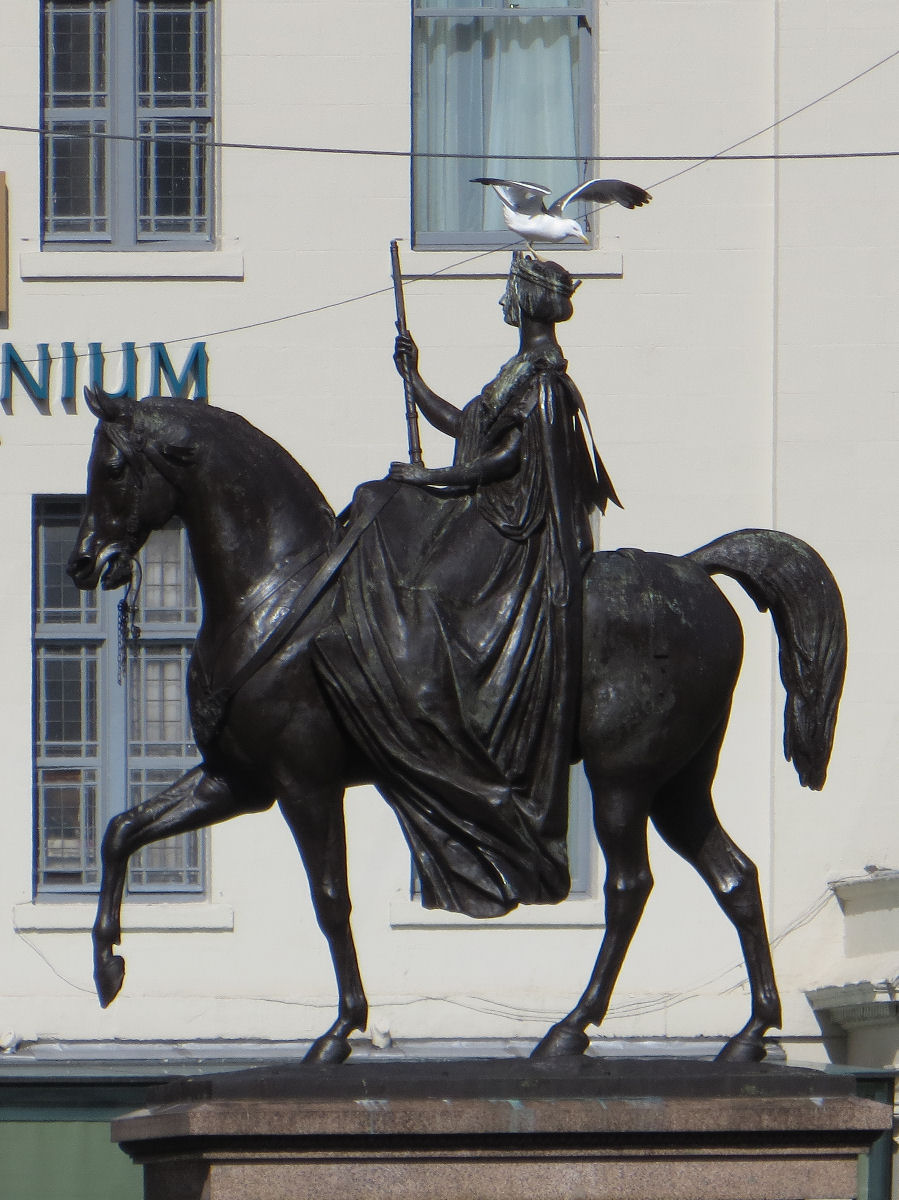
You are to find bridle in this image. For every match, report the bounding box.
[98,419,148,541]
[97,420,150,681]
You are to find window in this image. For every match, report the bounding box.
[34,498,203,895]
[41,0,214,248]
[412,0,594,247]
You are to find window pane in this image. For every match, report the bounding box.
[43,121,108,235]
[137,523,200,624]
[413,14,586,238]
[126,523,201,891]
[129,644,196,758]
[37,646,99,758]
[128,767,203,890]
[42,2,109,239]
[37,767,99,888]
[416,2,588,9]
[44,1,108,108]
[138,1,209,109]
[36,502,98,625]
[138,118,211,236]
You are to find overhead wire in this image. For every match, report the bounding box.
[2,116,898,163]
[642,44,899,190]
[3,44,897,362]
[2,43,897,163]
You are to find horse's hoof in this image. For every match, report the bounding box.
[304,1034,353,1065]
[95,955,126,1008]
[716,1033,766,1063]
[531,1024,590,1060]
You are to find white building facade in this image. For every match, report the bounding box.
[0,0,896,1123]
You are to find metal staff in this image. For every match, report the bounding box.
[390,239,423,466]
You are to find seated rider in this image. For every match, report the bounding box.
[314,253,620,917]
[390,252,619,548]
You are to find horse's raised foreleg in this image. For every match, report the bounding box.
[651,745,782,1063]
[93,766,251,1007]
[532,784,653,1059]
[278,789,367,1065]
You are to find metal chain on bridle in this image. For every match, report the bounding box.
[99,420,148,685]
[117,557,143,685]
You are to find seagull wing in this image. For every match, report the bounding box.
[471,177,551,216]
[550,179,652,215]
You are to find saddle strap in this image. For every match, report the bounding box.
[193,480,401,745]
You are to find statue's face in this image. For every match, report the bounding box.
[499,281,521,327]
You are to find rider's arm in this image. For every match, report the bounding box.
[394,333,462,438]
[390,428,522,489]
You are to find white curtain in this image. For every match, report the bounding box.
[414,2,584,236]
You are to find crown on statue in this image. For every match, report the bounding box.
[510,252,582,296]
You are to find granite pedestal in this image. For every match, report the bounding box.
[112,1057,892,1200]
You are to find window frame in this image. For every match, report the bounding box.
[411,0,595,250]
[33,496,205,899]
[41,0,215,251]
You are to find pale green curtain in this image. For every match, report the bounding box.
[413,2,585,237]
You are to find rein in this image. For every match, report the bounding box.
[96,413,401,743]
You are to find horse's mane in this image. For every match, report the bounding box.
[129,398,337,526]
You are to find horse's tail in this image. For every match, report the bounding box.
[687,529,847,791]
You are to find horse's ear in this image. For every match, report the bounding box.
[160,442,197,468]
[83,384,133,423]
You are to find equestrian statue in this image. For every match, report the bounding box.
[67,252,846,1066]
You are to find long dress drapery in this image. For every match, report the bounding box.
[313,347,617,917]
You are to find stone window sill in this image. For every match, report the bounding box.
[406,247,623,281]
[13,901,234,934]
[389,893,604,930]
[19,239,244,282]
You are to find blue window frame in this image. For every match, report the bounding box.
[412,0,594,248]
[33,498,203,896]
[41,0,214,248]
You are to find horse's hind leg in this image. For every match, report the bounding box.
[278,788,368,1065]
[532,782,653,1059]
[651,728,782,1063]
[93,766,251,1007]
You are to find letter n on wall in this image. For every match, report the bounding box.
[0,173,7,316]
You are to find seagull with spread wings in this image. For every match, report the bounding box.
[472,177,651,251]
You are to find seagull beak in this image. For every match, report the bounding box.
[575,230,590,244]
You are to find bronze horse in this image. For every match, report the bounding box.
[68,386,846,1064]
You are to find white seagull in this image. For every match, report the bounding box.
[472,177,651,251]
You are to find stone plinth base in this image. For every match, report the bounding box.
[112,1058,892,1200]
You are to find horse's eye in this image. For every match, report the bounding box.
[106,461,127,482]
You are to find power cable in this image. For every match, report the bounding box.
[3,45,898,365]
[3,43,897,164]
[2,118,897,163]
[645,44,899,190]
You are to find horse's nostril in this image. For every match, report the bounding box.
[68,554,93,580]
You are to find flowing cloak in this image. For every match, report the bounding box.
[313,348,619,917]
